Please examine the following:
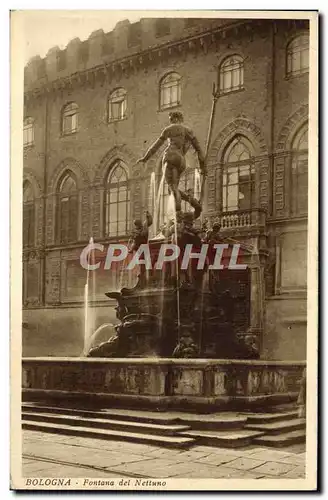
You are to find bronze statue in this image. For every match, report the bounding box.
[203,221,222,244]
[137,111,206,217]
[172,323,199,358]
[179,211,200,240]
[128,211,153,253]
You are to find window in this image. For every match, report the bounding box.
[62,103,78,135]
[23,117,34,147]
[105,161,130,237]
[108,88,127,122]
[222,136,255,212]
[219,55,244,95]
[291,123,308,215]
[286,35,309,77]
[23,181,35,247]
[159,72,181,110]
[155,19,170,37]
[56,172,78,244]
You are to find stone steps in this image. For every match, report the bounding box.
[174,413,247,430]
[180,429,264,448]
[242,406,306,447]
[22,420,195,449]
[22,402,305,449]
[253,429,306,447]
[22,411,190,436]
[22,403,246,430]
[22,403,179,425]
[245,418,306,435]
[22,412,189,436]
[241,410,299,424]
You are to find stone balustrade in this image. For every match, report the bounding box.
[219,209,266,230]
[22,357,305,411]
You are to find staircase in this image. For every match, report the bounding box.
[242,409,306,447]
[22,402,305,450]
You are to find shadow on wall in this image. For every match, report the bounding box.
[22,306,118,357]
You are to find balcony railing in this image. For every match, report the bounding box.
[215,209,266,230]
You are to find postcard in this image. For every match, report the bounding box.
[10,9,318,491]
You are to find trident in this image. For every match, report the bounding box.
[200,82,218,205]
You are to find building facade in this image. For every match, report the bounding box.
[22,17,309,359]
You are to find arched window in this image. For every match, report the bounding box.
[23,117,34,147]
[286,35,309,77]
[105,161,130,236]
[291,123,308,215]
[108,88,127,122]
[62,103,78,135]
[222,135,255,212]
[219,55,244,95]
[56,171,78,244]
[23,181,35,247]
[159,72,181,110]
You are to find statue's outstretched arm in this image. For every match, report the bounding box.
[138,132,166,163]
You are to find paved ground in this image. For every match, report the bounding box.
[22,431,306,479]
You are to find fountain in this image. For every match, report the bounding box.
[87,111,259,359]
[22,110,305,415]
[87,202,259,360]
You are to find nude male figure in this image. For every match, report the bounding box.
[137,111,206,216]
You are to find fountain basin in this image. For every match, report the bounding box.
[22,357,305,412]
